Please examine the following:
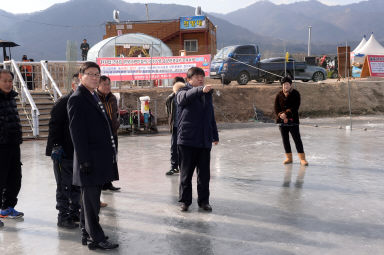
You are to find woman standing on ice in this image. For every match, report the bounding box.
[274,76,308,166]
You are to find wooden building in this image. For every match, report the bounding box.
[104,16,217,57]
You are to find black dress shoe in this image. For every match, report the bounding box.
[82,234,109,245]
[103,183,121,191]
[180,203,189,212]
[88,240,118,250]
[71,214,80,223]
[199,203,212,212]
[107,185,121,191]
[57,219,79,229]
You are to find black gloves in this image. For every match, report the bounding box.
[80,162,92,175]
[51,145,65,162]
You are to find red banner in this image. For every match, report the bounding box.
[97,55,211,81]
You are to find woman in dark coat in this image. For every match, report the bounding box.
[274,76,308,166]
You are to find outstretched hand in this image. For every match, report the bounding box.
[203,85,212,93]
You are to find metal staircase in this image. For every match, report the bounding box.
[16,91,54,139]
[5,59,62,140]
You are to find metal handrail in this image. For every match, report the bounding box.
[40,60,62,101]
[9,59,40,137]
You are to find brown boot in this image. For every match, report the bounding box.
[283,153,293,164]
[298,153,308,166]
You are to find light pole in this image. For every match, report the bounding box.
[308,26,312,56]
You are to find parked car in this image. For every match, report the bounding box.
[295,64,327,82]
[209,45,308,85]
[260,57,327,82]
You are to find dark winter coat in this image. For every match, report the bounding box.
[96,90,119,136]
[166,82,185,133]
[165,93,177,132]
[0,90,22,145]
[176,83,219,149]
[46,91,74,159]
[67,85,119,187]
[274,88,301,125]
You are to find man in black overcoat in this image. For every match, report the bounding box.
[67,62,118,250]
[46,73,81,229]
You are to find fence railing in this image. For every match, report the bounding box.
[41,60,62,101]
[7,60,40,137]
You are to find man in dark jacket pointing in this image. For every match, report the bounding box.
[67,62,118,250]
[177,67,219,212]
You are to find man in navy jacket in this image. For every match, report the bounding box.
[176,67,219,212]
[67,62,118,250]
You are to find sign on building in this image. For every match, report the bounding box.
[180,16,206,30]
[97,55,211,81]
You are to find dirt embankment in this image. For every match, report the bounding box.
[118,79,384,124]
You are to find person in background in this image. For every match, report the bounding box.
[46,73,81,229]
[0,69,24,224]
[176,67,219,212]
[274,76,308,166]
[96,75,121,192]
[68,62,119,250]
[165,76,185,176]
[80,39,90,61]
[21,55,33,90]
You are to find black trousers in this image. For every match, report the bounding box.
[0,144,22,210]
[178,145,211,206]
[26,75,34,90]
[279,125,304,153]
[103,135,118,189]
[53,159,80,220]
[170,127,179,169]
[80,185,106,243]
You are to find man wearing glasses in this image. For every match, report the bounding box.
[67,62,119,250]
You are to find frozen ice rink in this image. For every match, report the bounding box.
[1,116,383,254]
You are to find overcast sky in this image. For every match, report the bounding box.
[1,0,365,14]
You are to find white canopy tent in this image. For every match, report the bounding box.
[352,35,367,53]
[352,34,384,77]
[355,33,384,56]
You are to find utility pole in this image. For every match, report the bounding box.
[145,4,149,21]
[308,26,312,56]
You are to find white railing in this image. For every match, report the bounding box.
[40,60,62,101]
[9,60,40,137]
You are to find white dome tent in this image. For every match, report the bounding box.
[87,33,173,87]
[87,33,173,61]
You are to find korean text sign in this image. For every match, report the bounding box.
[97,55,211,81]
[180,16,206,30]
[367,55,384,77]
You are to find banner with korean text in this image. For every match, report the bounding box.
[97,55,211,81]
[361,55,384,77]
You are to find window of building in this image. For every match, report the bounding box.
[184,40,198,52]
